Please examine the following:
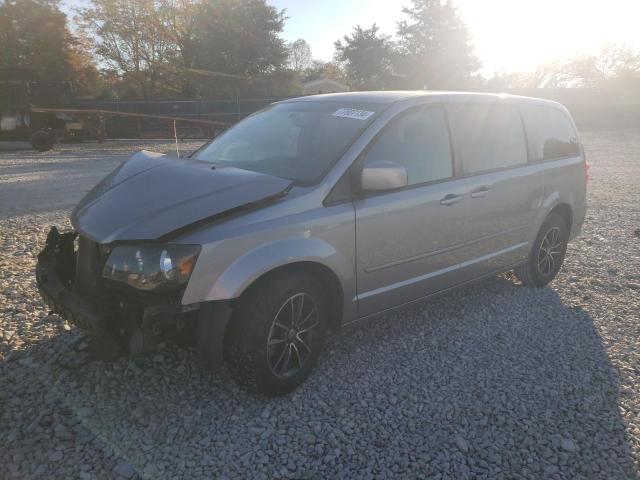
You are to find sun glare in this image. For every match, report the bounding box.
[458,0,640,74]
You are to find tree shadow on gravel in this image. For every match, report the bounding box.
[1,275,636,479]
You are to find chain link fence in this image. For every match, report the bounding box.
[69,89,640,139]
[72,97,293,139]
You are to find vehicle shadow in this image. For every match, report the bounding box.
[1,275,636,479]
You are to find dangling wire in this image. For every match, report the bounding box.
[173,120,181,158]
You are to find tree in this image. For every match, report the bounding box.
[596,44,640,94]
[190,0,288,97]
[156,0,202,97]
[0,0,73,82]
[287,39,312,73]
[334,24,398,89]
[66,32,106,98]
[79,0,294,99]
[396,0,480,89]
[303,60,346,84]
[485,45,640,93]
[0,0,99,103]
[79,0,176,99]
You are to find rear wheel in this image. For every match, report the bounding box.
[515,212,569,287]
[224,270,328,396]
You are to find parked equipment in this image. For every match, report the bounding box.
[26,107,229,151]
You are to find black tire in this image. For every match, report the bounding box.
[515,212,569,287]
[30,130,55,152]
[224,269,329,396]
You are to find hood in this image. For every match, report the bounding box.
[71,150,292,243]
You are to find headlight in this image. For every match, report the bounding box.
[102,244,200,291]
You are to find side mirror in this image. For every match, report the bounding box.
[360,160,408,192]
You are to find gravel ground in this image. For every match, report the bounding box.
[1,132,639,479]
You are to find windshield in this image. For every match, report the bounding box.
[194,101,383,183]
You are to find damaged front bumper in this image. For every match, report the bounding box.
[36,227,105,333]
[37,250,107,334]
[35,227,231,368]
[35,227,194,356]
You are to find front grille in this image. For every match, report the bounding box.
[73,236,107,300]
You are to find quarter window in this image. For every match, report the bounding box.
[520,104,580,161]
[362,106,453,186]
[448,103,528,175]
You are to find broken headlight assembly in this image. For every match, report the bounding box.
[102,244,200,291]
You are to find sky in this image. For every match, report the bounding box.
[271,0,640,75]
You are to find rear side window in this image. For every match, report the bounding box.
[362,106,453,186]
[520,104,580,161]
[448,103,528,175]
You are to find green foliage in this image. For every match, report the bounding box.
[334,25,398,90]
[303,60,346,84]
[0,0,72,83]
[79,0,290,99]
[396,0,480,89]
[0,0,100,104]
[287,39,312,73]
[486,45,640,98]
[78,0,177,99]
[6,0,638,104]
[249,69,302,97]
[334,0,480,90]
[155,0,202,98]
[189,0,289,97]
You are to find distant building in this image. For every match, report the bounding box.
[302,79,349,95]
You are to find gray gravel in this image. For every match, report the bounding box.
[1,133,639,479]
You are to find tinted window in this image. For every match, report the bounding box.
[449,103,528,174]
[520,104,580,161]
[362,106,452,186]
[195,102,383,183]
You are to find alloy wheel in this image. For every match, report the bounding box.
[537,226,563,276]
[267,293,319,378]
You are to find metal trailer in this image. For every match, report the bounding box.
[0,81,231,151]
[0,80,78,146]
[26,107,230,151]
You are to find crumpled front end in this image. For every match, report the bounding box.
[36,227,200,358]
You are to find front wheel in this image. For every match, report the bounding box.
[515,212,569,287]
[224,270,329,396]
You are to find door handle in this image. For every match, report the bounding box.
[439,193,463,206]
[470,186,492,198]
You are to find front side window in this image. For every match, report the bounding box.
[361,106,453,186]
[520,104,580,161]
[194,101,383,183]
[448,103,528,175]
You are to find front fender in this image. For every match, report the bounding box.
[211,238,346,300]
[181,237,354,308]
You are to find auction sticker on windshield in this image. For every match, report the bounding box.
[331,108,375,120]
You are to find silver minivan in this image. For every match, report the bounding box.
[36,91,587,395]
